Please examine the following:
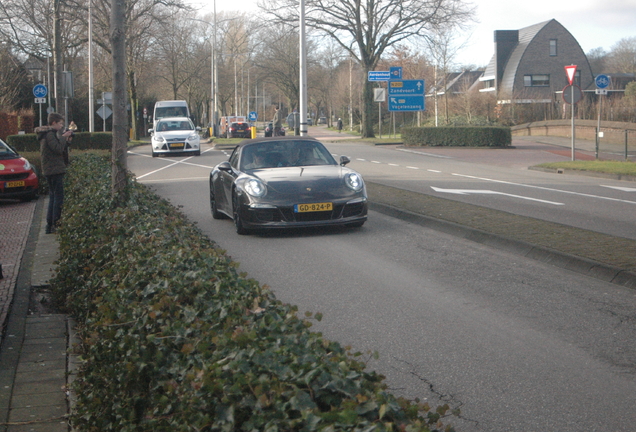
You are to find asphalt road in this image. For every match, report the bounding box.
[319,140,636,241]
[127,139,636,432]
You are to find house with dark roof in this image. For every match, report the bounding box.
[478,19,594,103]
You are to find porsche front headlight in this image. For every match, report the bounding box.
[244,178,266,197]
[344,172,363,192]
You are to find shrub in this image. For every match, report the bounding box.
[52,154,457,432]
[402,126,511,147]
[6,132,112,152]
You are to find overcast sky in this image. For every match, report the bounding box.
[190,0,636,69]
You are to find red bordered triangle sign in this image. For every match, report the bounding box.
[564,65,577,85]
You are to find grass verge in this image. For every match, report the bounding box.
[367,182,636,272]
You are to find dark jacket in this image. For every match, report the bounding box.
[36,126,69,176]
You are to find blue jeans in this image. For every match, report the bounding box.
[46,173,65,228]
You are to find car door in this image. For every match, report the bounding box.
[217,147,240,213]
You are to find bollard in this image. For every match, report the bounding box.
[251,126,256,139]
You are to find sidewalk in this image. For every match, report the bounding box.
[0,197,71,432]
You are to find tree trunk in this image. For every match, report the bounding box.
[128,69,139,140]
[361,79,375,138]
[110,0,128,207]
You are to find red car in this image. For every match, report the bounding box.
[0,138,39,201]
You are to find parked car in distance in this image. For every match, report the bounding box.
[264,122,285,137]
[307,118,313,126]
[149,116,201,157]
[318,116,327,124]
[208,136,367,235]
[228,122,251,139]
[0,138,39,201]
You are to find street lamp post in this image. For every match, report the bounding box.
[299,0,308,136]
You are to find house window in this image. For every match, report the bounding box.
[524,74,550,87]
[550,39,557,56]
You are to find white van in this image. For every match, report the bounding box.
[153,100,190,122]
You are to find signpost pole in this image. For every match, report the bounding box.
[378,102,381,139]
[596,96,601,159]
[564,65,578,161]
[571,96,575,161]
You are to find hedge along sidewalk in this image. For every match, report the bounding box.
[367,182,636,288]
[51,153,457,432]
[6,132,113,152]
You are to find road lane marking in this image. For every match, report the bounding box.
[406,166,419,170]
[427,169,442,173]
[601,185,636,192]
[138,177,209,184]
[431,186,564,205]
[397,148,453,159]
[451,173,636,205]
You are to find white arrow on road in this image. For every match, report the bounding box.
[600,185,636,192]
[431,186,564,205]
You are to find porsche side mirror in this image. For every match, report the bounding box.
[217,161,232,172]
[340,155,351,166]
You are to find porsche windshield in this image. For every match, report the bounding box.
[240,140,337,170]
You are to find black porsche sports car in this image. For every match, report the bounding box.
[209,137,367,234]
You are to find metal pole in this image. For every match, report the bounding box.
[378,102,381,138]
[88,0,94,132]
[299,0,308,136]
[626,130,629,161]
[571,96,575,161]
[213,0,218,135]
[596,92,601,159]
[349,56,353,131]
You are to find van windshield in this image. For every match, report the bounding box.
[155,106,188,120]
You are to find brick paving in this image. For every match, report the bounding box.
[0,201,36,336]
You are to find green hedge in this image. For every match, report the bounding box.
[402,127,511,147]
[6,132,112,152]
[51,154,456,432]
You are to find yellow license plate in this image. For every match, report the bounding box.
[6,180,25,188]
[294,202,333,213]
[169,142,185,149]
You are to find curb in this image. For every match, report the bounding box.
[369,201,636,290]
[528,166,636,182]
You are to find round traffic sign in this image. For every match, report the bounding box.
[562,85,583,104]
[248,111,257,121]
[595,74,610,89]
[33,84,47,98]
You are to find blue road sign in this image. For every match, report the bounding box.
[388,79,425,95]
[33,84,47,98]
[368,71,390,81]
[248,111,258,121]
[388,95,425,112]
[595,74,610,89]
[390,67,402,80]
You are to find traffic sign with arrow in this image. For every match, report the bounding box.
[388,79,425,95]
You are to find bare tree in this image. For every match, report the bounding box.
[253,24,300,113]
[259,0,473,137]
[606,37,636,75]
[0,44,31,109]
